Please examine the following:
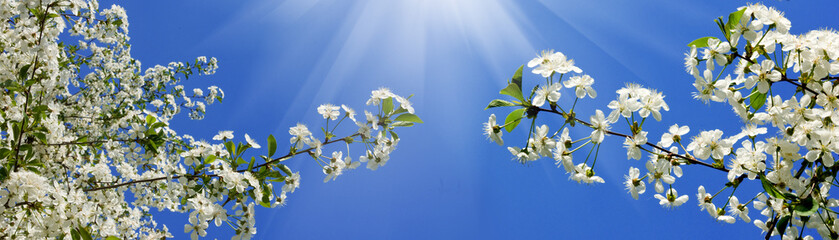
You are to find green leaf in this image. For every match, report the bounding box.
[259,199,271,208]
[32,132,47,144]
[389,130,399,140]
[775,215,791,235]
[150,122,166,130]
[145,115,156,125]
[224,141,236,157]
[391,121,414,127]
[726,8,746,33]
[266,171,286,181]
[760,174,785,199]
[0,148,9,160]
[511,65,523,89]
[278,164,293,175]
[750,87,766,112]
[71,228,80,240]
[18,64,31,81]
[391,107,408,115]
[247,156,256,171]
[393,113,423,123]
[205,155,217,164]
[236,143,250,156]
[793,195,819,216]
[485,99,517,110]
[105,237,120,240]
[504,108,525,133]
[0,167,7,183]
[382,97,394,114]
[267,135,277,158]
[79,227,93,240]
[687,37,717,48]
[500,83,524,103]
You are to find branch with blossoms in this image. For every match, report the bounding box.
[170,88,420,240]
[485,4,839,240]
[0,1,422,239]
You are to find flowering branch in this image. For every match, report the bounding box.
[534,107,726,172]
[485,4,839,239]
[0,1,422,239]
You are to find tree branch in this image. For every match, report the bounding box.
[82,133,363,192]
[537,107,729,172]
[731,52,819,95]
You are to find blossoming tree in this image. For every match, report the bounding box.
[485,4,839,239]
[0,0,421,239]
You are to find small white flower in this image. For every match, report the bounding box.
[697,186,716,217]
[323,151,347,182]
[367,87,394,106]
[563,75,597,99]
[571,163,605,184]
[624,131,648,160]
[213,131,234,141]
[527,50,583,77]
[655,188,688,208]
[289,123,313,149]
[728,196,751,223]
[530,125,555,157]
[283,172,301,193]
[624,167,646,200]
[394,95,415,114]
[702,37,731,71]
[245,134,261,149]
[317,104,341,120]
[532,83,561,107]
[684,46,698,75]
[508,146,538,164]
[660,124,689,148]
[341,104,357,123]
[589,110,610,143]
[745,60,782,94]
[483,114,503,145]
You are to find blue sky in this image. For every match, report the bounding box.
[117,0,839,239]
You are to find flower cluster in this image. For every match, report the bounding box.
[0,1,420,239]
[485,3,839,239]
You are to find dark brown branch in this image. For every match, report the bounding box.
[537,107,729,173]
[38,138,141,146]
[731,52,819,95]
[83,133,362,192]
[83,174,213,192]
[245,133,361,172]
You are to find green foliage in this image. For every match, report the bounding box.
[749,87,766,112]
[485,99,517,109]
[382,97,394,114]
[793,195,818,217]
[500,83,525,104]
[726,8,746,33]
[760,174,784,199]
[267,135,277,158]
[687,36,717,48]
[504,108,525,133]
[511,65,523,89]
[394,113,423,123]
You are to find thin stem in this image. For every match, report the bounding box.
[589,143,601,168]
